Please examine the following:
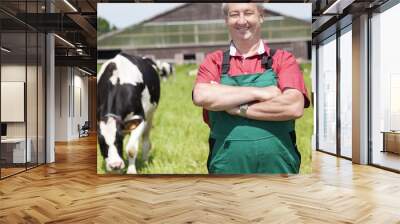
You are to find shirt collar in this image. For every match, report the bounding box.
[229,40,265,58]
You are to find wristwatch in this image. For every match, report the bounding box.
[239,103,248,117]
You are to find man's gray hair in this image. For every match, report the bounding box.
[221,3,265,17]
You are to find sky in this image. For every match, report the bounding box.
[98,3,311,30]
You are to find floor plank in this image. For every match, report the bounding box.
[0,135,399,223]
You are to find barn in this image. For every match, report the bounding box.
[98,3,311,64]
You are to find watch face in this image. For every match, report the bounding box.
[240,104,248,116]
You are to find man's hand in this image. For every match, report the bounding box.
[245,88,305,121]
[254,86,282,102]
[226,106,239,116]
[211,81,281,102]
[213,79,239,116]
[193,82,282,111]
[224,86,281,116]
[225,88,305,121]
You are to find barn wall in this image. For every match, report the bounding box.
[125,40,309,64]
[100,4,310,64]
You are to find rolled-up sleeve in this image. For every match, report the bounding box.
[274,50,310,108]
[195,51,222,84]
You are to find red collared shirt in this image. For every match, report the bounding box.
[195,41,310,124]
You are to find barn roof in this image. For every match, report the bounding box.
[98,3,311,50]
[99,3,307,41]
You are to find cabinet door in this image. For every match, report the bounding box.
[386,133,400,154]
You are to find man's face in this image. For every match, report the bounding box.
[225,3,263,42]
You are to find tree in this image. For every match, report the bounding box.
[98,17,115,35]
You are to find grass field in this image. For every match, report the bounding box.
[97,63,313,174]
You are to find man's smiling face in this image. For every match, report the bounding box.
[225,3,263,43]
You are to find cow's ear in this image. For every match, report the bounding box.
[124,115,143,132]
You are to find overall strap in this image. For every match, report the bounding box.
[221,49,230,74]
[261,48,276,70]
[221,48,277,74]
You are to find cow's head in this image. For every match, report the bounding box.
[98,114,143,172]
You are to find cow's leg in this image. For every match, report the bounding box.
[99,118,125,171]
[141,118,153,162]
[125,121,146,174]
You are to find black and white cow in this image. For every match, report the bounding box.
[142,57,160,75]
[97,53,160,174]
[156,60,174,81]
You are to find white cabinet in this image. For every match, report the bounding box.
[1,138,31,163]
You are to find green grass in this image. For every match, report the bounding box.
[297,63,313,174]
[97,63,313,174]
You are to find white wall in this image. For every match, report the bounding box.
[71,71,89,139]
[54,66,69,141]
[1,65,25,81]
[54,67,89,141]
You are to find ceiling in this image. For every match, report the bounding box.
[0,0,97,74]
[310,0,390,42]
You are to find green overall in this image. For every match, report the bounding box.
[207,49,301,174]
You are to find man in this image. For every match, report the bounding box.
[192,3,310,174]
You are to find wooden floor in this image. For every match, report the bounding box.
[1,163,44,178]
[372,151,400,171]
[0,167,25,177]
[1,135,400,223]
